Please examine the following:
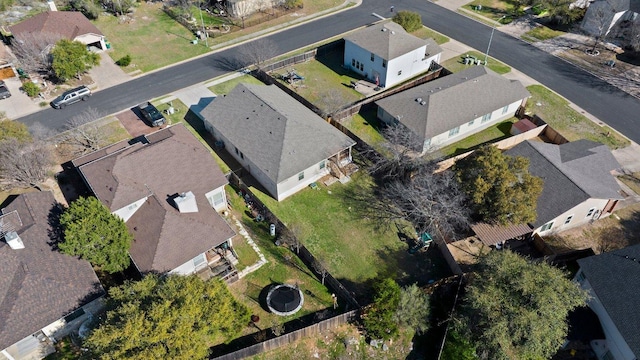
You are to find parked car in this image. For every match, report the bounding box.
[51,86,91,109]
[138,101,166,127]
[0,81,11,99]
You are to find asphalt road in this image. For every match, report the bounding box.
[16,0,640,144]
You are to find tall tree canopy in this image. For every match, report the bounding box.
[51,39,100,81]
[454,145,543,225]
[84,274,251,360]
[455,251,588,360]
[0,120,32,143]
[59,196,132,273]
[362,278,402,340]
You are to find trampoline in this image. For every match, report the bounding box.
[266,284,304,316]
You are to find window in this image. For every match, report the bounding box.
[371,53,375,61]
[360,63,364,71]
[319,160,326,170]
[586,208,596,217]
[234,147,239,155]
[127,203,138,211]
[382,60,387,68]
[448,126,460,137]
[193,253,206,267]
[240,152,244,160]
[481,113,491,123]
[540,221,554,232]
[64,308,86,323]
[356,60,360,69]
[423,138,431,148]
[575,270,586,283]
[298,172,304,181]
[468,119,475,126]
[351,58,355,67]
[397,70,402,76]
[209,191,225,207]
[564,215,573,225]
[502,105,509,114]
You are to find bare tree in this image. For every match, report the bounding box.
[237,38,278,68]
[232,0,253,28]
[368,124,427,183]
[11,32,63,75]
[312,258,329,285]
[60,108,112,156]
[318,89,346,118]
[284,222,303,254]
[0,139,53,190]
[583,0,615,54]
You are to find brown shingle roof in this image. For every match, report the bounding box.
[77,124,235,273]
[0,192,103,350]
[9,11,103,40]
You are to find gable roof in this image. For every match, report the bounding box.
[75,124,235,273]
[505,140,622,227]
[9,11,103,40]
[0,191,103,350]
[577,244,640,358]
[375,67,530,141]
[201,83,356,184]
[344,21,434,61]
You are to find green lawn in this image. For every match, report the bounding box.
[273,58,364,114]
[438,119,516,157]
[441,50,511,74]
[525,85,630,149]
[226,187,333,330]
[463,0,519,21]
[411,26,450,45]
[340,107,386,153]
[618,172,640,195]
[208,74,264,95]
[249,171,447,288]
[94,2,210,73]
[521,26,565,42]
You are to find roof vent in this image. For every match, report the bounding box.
[473,79,478,83]
[382,28,387,32]
[415,98,422,102]
[420,101,426,105]
[391,30,395,35]
[174,191,199,213]
[5,231,24,250]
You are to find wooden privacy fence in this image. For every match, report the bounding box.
[261,49,317,73]
[211,310,358,360]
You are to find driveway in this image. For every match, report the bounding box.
[0,77,41,119]
[88,52,131,90]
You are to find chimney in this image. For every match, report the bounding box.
[47,0,57,11]
[5,231,24,250]
[174,191,199,213]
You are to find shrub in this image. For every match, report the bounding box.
[284,0,303,9]
[392,11,422,32]
[116,55,132,67]
[22,81,40,97]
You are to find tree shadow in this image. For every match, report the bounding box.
[210,55,248,72]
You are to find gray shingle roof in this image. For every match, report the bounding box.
[201,83,355,184]
[344,22,434,61]
[505,140,622,226]
[577,244,640,358]
[77,124,235,273]
[0,192,103,350]
[375,66,530,141]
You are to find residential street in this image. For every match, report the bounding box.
[13,0,640,144]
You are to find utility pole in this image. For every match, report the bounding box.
[485,15,506,64]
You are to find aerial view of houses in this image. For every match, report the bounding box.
[1,0,640,359]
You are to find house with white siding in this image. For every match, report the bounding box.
[343,21,442,88]
[201,83,356,201]
[375,66,530,152]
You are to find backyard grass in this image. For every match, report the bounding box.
[226,188,333,332]
[441,50,511,74]
[521,26,565,42]
[93,2,210,73]
[525,85,630,149]
[411,26,450,45]
[273,58,364,113]
[250,170,450,290]
[208,74,264,95]
[340,107,386,152]
[438,118,517,157]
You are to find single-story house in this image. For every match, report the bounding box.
[201,83,356,201]
[376,66,530,152]
[343,21,442,88]
[73,124,236,275]
[575,244,640,360]
[505,139,623,236]
[9,11,107,50]
[0,191,104,360]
